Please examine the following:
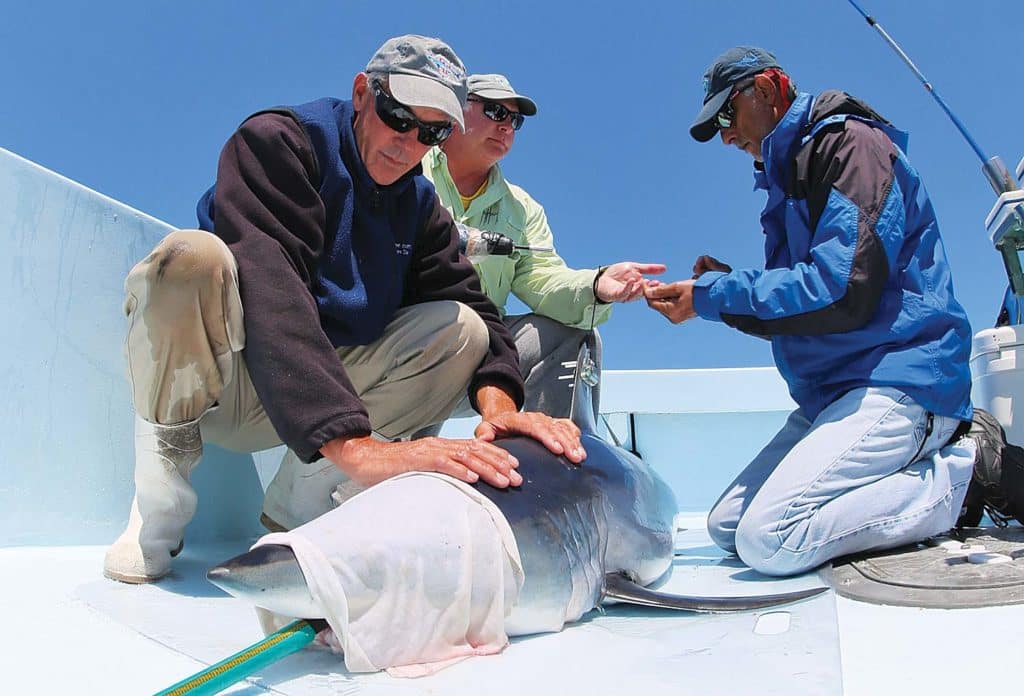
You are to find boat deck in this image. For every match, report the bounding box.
[3,147,1023,695]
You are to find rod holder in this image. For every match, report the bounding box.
[983,156,1018,195]
[987,187,1024,296]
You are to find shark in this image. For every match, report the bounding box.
[208,344,826,667]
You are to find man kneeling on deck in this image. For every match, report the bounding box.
[104,35,584,584]
[645,46,977,576]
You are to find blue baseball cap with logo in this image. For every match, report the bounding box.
[689,46,781,143]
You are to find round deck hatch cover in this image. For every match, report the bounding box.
[820,527,1024,608]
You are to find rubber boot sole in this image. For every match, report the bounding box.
[102,539,183,584]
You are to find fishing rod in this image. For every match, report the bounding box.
[846,0,1017,194]
[845,0,1024,295]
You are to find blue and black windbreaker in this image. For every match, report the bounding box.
[693,90,972,421]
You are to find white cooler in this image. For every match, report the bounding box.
[971,325,1024,445]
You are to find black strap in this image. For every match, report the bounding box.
[592,266,610,304]
[947,418,972,447]
[910,412,934,464]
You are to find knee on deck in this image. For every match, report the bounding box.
[705,502,738,554]
[734,513,816,577]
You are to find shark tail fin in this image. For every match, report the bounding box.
[603,572,828,614]
[568,341,600,435]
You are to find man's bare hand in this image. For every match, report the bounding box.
[595,262,668,303]
[475,411,586,464]
[321,435,523,488]
[644,279,697,324]
[692,255,732,278]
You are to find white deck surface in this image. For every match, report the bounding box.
[6,515,1023,695]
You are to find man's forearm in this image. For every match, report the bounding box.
[320,435,377,480]
[474,383,519,421]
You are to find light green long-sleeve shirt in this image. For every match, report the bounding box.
[422,148,612,329]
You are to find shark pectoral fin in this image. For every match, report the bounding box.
[602,572,829,613]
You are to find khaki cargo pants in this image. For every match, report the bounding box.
[124,229,490,456]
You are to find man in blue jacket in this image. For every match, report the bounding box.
[104,35,585,584]
[646,46,977,576]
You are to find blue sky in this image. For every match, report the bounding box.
[3,1,1023,371]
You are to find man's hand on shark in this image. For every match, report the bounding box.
[321,435,523,488]
[472,383,586,464]
[475,411,586,464]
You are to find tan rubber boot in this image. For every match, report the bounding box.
[260,449,360,532]
[103,416,203,583]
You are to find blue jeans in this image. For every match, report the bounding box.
[707,386,975,576]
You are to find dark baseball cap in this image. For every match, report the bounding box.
[689,46,781,143]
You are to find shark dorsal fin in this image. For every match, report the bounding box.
[569,341,599,435]
[602,572,828,613]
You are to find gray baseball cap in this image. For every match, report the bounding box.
[467,74,537,116]
[365,35,468,131]
[690,46,781,142]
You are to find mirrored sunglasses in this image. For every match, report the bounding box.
[715,79,756,130]
[468,97,525,131]
[372,80,454,146]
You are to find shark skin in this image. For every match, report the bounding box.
[208,345,826,641]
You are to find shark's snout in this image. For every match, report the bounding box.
[206,544,322,619]
[206,565,230,584]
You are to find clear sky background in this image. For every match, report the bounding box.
[3,1,1023,371]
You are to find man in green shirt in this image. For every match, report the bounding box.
[422,73,665,418]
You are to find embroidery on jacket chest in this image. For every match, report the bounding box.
[480,203,500,226]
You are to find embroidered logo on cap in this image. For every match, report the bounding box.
[429,55,465,82]
[735,50,762,68]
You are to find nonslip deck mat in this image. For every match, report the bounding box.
[821,526,1024,608]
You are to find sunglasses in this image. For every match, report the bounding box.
[468,97,525,131]
[715,79,756,130]
[371,80,454,146]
